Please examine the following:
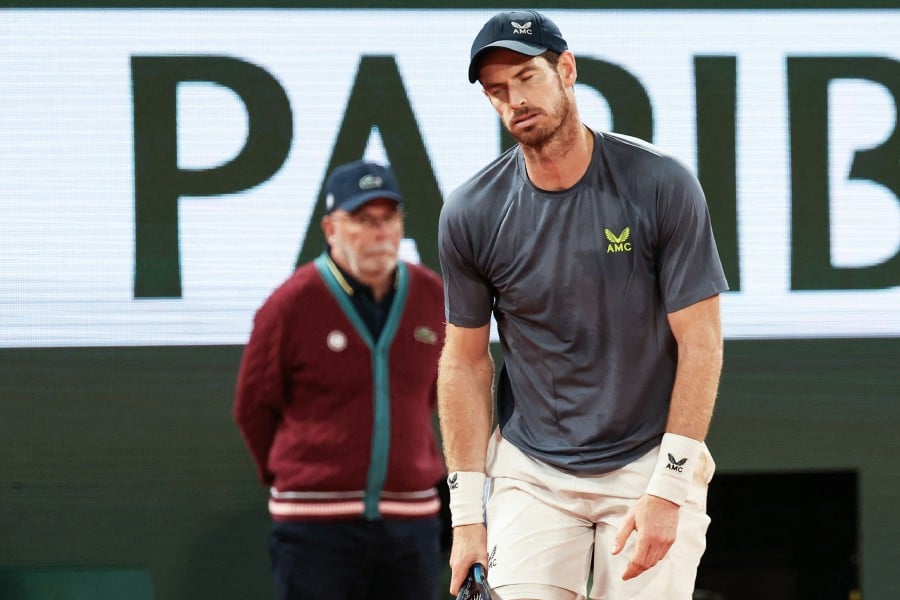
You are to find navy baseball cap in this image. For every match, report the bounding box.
[468,11,568,83]
[324,160,403,214]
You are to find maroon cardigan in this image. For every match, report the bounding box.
[234,255,446,521]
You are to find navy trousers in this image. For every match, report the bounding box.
[268,517,441,600]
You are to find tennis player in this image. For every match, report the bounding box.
[438,10,728,600]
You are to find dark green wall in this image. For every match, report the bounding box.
[0,347,271,599]
[2,339,898,599]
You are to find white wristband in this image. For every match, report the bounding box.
[447,471,487,527]
[645,433,703,506]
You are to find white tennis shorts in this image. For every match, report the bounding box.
[484,428,715,600]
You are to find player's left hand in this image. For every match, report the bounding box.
[610,493,680,580]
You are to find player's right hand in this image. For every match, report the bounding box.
[448,522,489,595]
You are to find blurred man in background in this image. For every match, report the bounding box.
[235,160,447,600]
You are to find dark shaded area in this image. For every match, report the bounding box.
[697,471,858,600]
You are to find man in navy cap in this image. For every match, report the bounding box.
[235,160,448,599]
[439,10,728,600]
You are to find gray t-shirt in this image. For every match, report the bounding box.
[438,130,729,475]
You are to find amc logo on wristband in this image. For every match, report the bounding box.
[665,454,688,473]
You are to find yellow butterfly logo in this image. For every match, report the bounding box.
[604,227,631,244]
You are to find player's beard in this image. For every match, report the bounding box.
[506,79,572,151]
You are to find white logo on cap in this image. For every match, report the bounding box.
[325,193,335,210]
[512,21,532,35]
[359,174,383,190]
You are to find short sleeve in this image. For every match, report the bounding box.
[655,159,729,313]
[437,196,495,327]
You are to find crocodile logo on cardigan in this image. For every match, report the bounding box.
[414,326,438,345]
